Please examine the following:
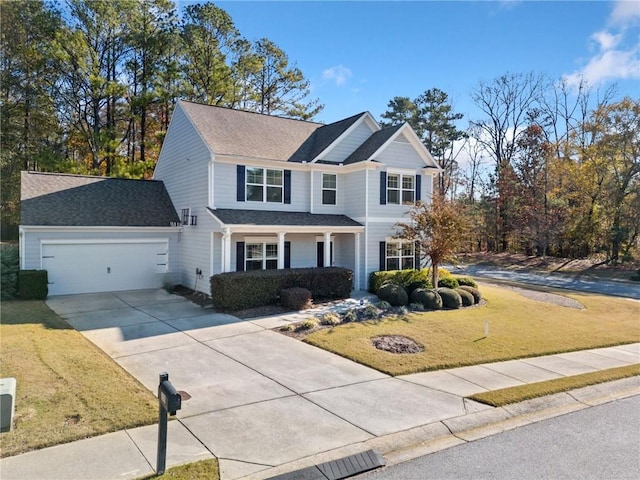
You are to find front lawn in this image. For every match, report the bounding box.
[304,285,640,376]
[0,301,158,457]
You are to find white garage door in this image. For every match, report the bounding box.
[42,241,169,296]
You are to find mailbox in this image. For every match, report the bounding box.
[158,376,181,415]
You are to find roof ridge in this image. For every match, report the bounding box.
[24,171,160,183]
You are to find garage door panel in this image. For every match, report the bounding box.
[42,241,168,296]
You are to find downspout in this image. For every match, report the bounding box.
[363,167,369,291]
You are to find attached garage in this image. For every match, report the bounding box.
[20,172,181,297]
[42,240,169,296]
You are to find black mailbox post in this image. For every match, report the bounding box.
[157,372,181,475]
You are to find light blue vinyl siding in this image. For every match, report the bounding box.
[320,121,375,163]
[376,139,427,169]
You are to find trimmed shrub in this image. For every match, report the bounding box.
[320,312,341,326]
[343,309,358,323]
[438,277,459,289]
[296,318,317,331]
[280,287,312,310]
[459,285,482,304]
[369,268,443,294]
[211,267,352,311]
[375,300,392,310]
[456,276,478,288]
[361,303,381,319]
[376,283,409,306]
[410,288,442,310]
[18,270,48,300]
[0,245,19,300]
[438,287,462,309]
[456,288,475,307]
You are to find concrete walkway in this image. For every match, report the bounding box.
[1,289,639,480]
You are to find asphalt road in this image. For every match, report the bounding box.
[452,265,640,300]
[359,396,640,480]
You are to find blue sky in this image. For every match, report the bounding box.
[208,0,639,125]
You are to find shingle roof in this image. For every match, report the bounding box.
[21,172,180,227]
[208,208,363,228]
[179,101,323,162]
[343,124,404,164]
[288,112,367,163]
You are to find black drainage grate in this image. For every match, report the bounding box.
[268,450,386,480]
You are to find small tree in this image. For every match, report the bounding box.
[394,195,470,288]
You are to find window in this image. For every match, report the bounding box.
[181,208,190,225]
[246,167,283,203]
[386,241,414,270]
[387,173,414,205]
[245,242,278,270]
[321,173,337,205]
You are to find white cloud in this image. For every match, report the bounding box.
[322,65,352,86]
[609,0,640,26]
[564,1,640,88]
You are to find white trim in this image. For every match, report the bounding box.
[220,225,364,234]
[215,154,309,170]
[366,123,442,170]
[314,235,336,242]
[321,172,338,206]
[243,236,278,243]
[20,225,181,233]
[245,166,284,204]
[40,238,169,245]
[311,113,378,162]
[208,158,215,208]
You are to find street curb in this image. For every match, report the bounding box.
[238,377,639,480]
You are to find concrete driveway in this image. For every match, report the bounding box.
[46,289,478,479]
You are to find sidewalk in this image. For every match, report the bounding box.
[2,341,638,480]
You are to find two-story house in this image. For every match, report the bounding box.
[19,100,440,296]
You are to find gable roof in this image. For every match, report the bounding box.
[178,101,323,162]
[288,112,367,163]
[343,124,404,164]
[20,172,180,227]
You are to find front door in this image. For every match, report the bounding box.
[316,241,334,267]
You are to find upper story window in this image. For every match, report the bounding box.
[246,242,278,270]
[321,173,337,205]
[387,173,414,205]
[386,241,414,270]
[246,167,283,203]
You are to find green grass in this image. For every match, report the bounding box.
[469,364,640,407]
[137,459,219,480]
[0,301,158,458]
[305,285,640,376]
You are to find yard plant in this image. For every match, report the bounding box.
[305,285,640,376]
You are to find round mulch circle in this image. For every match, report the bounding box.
[371,335,424,354]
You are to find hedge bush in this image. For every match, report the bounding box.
[438,277,459,289]
[368,267,451,294]
[376,283,408,306]
[458,285,482,304]
[280,287,312,310]
[18,270,48,300]
[1,245,19,300]
[438,287,462,309]
[410,288,442,310]
[456,276,478,288]
[456,288,475,307]
[210,267,352,311]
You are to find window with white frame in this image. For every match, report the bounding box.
[245,242,278,270]
[321,173,337,205]
[387,173,415,205]
[386,241,414,270]
[246,167,283,203]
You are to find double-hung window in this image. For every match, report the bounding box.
[387,173,415,205]
[245,242,278,270]
[321,173,337,205]
[246,167,283,203]
[386,241,414,270]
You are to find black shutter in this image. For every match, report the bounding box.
[236,242,245,271]
[380,171,387,205]
[284,169,291,204]
[284,241,291,268]
[317,242,324,267]
[379,241,386,271]
[415,174,421,201]
[237,165,245,202]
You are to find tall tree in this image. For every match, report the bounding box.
[249,38,323,119]
[0,0,63,239]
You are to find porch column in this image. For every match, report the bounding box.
[278,232,286,269]
[354,232,361,290]
[324,232,332,267]
[222,228,231,272]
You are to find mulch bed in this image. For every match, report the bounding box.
[371,335,424,354]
